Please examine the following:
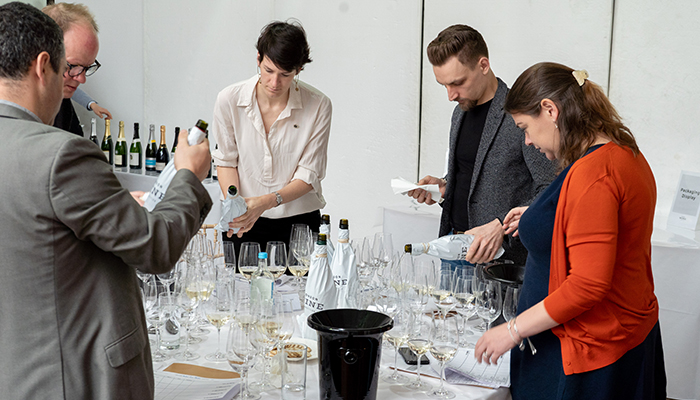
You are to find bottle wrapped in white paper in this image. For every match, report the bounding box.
[143,119,208,212]
[215,185,247,234]
[407,234,505,260]
[319,215,335,262]
[299,234,337,339]
[330,219,359,308]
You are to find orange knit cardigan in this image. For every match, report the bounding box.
[543,142,659,375]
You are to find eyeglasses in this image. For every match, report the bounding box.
[65,59,101,77]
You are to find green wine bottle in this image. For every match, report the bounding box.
[129,122,142,173]
[101,119,113,165]
[145,124,157,175]
[114,120,128,171]
[155,125,170,173]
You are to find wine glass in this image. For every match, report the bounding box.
[454,272,477,348]
[227,321,261,400]
[172,264,203,361]
[432,269,457,338]
[156,264,178,297]
[428,320,458,399]
[382,309,411,384]
[372,233,393,284]
[476,279,502,331]
[354,237,376,308]
[503,285,520,322]
[223,240,237,277]
[146,286,170,362]
[266,241,288,280]
[288,224,312,288]
[405,317,433,391]
[239,242,261,282]
[203,271,233,361]
[249,297,281,392]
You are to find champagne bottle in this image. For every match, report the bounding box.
[129,122,142,173]
[155,125,170,173]
[89,118,99,146]
[101,119,113,165]
[145,124,157,175]
[303,233,337,315]
[114,121,128,171]
[405,234,505,260]
[330,218,359,308]
[251,252,274,303]
[171,126,179,154]
[214,185,248,233]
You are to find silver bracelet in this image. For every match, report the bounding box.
[513,317,537,355]
[508,319,525,351]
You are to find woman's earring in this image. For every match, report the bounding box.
[554,121,558,129]
[257,66,261,84]
[294,75,299,91]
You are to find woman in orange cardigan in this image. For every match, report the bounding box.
[475,62,666,399]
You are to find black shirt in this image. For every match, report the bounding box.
[450,99,492,232]
[53,98,83,137]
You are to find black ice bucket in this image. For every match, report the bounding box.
[483,261,526,287]
[307,309,393,400]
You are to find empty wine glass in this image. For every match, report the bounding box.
[372,233,393,284]
[503,285,519,322]
[266,241,288,279]
[239,242,261,282]
[428,319,458,399]
[227,321,260,400]
[223,240,237,277]
[476,279,502,330]
[382,309,411,384]
[146,286,170,362]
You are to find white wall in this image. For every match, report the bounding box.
[609,0,700,218]
[70,0,697,240]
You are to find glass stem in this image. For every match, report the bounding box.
[216,328,222,353]
[439,361,446,392]
[392,346,399,378]
[242,368,249,397]
[416,356,422,383]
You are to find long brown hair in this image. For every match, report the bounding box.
[504,62,638,168]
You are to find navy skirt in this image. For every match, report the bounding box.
[510,322,666,400]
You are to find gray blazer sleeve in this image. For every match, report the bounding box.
[49,138,212,274]
[72,87,96,110]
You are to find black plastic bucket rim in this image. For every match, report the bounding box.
[307,309,393,335]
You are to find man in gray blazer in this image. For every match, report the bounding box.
[0,3,212,399]
[409,25,556,266]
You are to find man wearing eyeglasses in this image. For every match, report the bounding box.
[43,2,110,136]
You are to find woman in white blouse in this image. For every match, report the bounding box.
[212,20,332,255]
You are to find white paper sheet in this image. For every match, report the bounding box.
[391,177,442,200]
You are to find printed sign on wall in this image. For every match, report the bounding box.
[669,171,700,230]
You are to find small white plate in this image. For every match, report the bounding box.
[285,338,318,361]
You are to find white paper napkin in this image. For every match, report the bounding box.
[391,177,442,201]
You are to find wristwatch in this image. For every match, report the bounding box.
[273,191,283,207]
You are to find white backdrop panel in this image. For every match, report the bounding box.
[609,0,700,220]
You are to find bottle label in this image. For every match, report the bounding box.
[156,162,166,171]
[103,150,110,161]
[129,153,140,167]
[114,154,123,166]
[146,157,156,169]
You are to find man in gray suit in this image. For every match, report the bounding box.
[0,3,212,399]
[409,24,556,266]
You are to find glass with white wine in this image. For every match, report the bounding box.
[428,319,458,399]
[238,242,261,282]
[288,224,312,287]
[203,275,233,361]
[266,241,288,279]
[382,309,411,384]
[405,319,433,391]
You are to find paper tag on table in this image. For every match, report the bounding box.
[433,349,511,388]
[391,177,442,200]
[154,363,240,400]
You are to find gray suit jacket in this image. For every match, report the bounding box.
[0,103,212,399]
[440,78,557,264]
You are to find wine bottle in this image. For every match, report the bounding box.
[89,118,99,147]
[171,126,179,154]
[330,218,359,308]
[320,214,335,262]
[101,119,113,165]
[251,252,274,303]
[129,122,142,173]
[303,233,337,313]
[214,185,248,233]
[114,121,128,171]
[405,234,505,260]
[145,124,157,175]
[155,125,170,173]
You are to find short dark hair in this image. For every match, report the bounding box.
[256,20,312,72]
[427,24,488,68]
[0,2,64,80]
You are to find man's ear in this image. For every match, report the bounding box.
[478,56,491,76]
[33,51,53,86]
